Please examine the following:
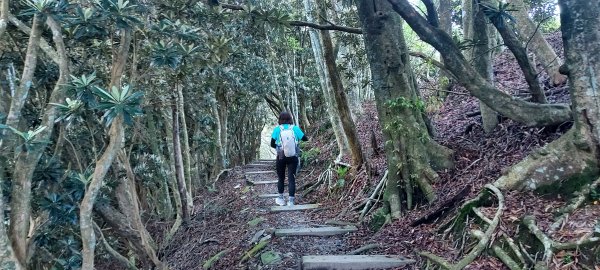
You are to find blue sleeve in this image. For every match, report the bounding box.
[272,127,280,144]
[294,126,304,140]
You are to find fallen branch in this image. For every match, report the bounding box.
[359,170,388,221]
[347,243,381,255]
[410,185,471,227]
[421,184,504,270]
[240,239,270,262]
[203,249,230,269]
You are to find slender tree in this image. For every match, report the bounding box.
[507,0,567,86]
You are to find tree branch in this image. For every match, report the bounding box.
[8,14,60,64]
[408,51,457,80]
[220,3,363,34]
[386,0,572,127]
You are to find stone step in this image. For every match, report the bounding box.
[257,159,276,163]
[302,255,415,270]
[247,163,274,167]
[245,170,277,175]
[247,180,279,185]
[275,226,358,236]
[258,194,281,198]
[270,204,320,212]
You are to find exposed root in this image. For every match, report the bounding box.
[420,184,505,270]
[211,169,231,190]
[302,165,333,196]
[94,222,138,270]
[492,245,522,270]
[523,215,600,265]
[549,176,600,234]
[410,185,470,227]
[494,129,598,191]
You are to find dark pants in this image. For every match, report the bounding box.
[276,156,299,197]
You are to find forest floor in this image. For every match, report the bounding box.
[153,32,600,269]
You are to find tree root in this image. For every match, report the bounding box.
[492,245,522,270]
[420,184,505,270]
[494,129,598,191]
[302,166,332,196]
[549,176,600,234]
[523,215,600,265]
[93,222,138,270]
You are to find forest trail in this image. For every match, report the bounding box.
[239,160,414,270]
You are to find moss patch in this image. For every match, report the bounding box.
[535,165,599,197]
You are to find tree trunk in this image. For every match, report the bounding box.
[493,0,600,195]
[486,2,546,103]
[176,83,194,211]
[81,28,132,270]
[298,88,311,128]
[146,110,173,219]
[3,14,41,142]
[172,96,190,222]
[0,0,8,38]
[316,0,365,168]
[507,0,567,86]
[116,152,165,269]
[465,0,499,133]
[387,0,572,127]
[438,0,452,35]
[303,0,350,162]
[80,116,125,269]
[161,107,183,246]
[8,16,68,267]
[356,0,454,218]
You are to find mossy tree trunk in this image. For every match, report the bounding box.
[317,0,365,168]
[357,0,454,218]
[303,0,350,162]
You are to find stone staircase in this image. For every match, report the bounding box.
[243,160,415,269]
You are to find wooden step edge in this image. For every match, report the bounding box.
[302,255,416,270]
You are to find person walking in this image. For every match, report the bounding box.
[271,112,308,206]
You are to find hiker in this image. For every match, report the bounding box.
[271,112,308,206]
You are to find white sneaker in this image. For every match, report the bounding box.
[275,197,285,206]
[287,197,295,206]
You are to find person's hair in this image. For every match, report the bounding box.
[278,112,293,125]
